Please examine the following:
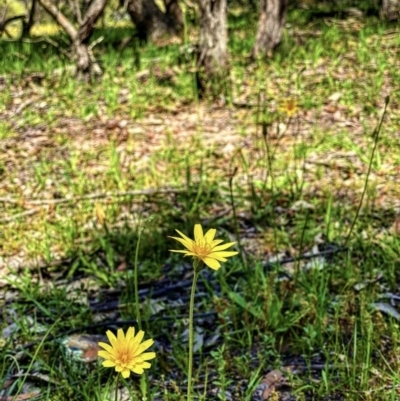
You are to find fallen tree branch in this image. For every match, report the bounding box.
[0,209,39,223]
[0,188,185,205]
[37,0,77,39]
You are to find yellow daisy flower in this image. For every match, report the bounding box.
[169,223,238,270]
[98,327,156,378]
[278,98,299,117]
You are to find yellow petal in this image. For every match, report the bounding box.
[132,366,144,375]
[102,360,116,367]
[173,230,196,246]
[97,342,115,356]
[209,255,227,262]
[211,242,236,252]
[126,326,135,338]
[137,361,151,369]
[117,328,125,341]
[139,351,156,361]
[170,250,191,256]
[209,251,238,260]
[105,330,118,347]
[134,330,145,345]
[169,236,194,251]
[121,369,131,378]
[135,339,154,355]
[179,252,200,261]
[98,350,114,361]
[194,224,204,242]
[204,228,217,243]
[203,257,221,270]
[210,239,224,247]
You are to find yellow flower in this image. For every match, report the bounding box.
[278,99,298,117]
[98,327,156,378]
[169,224,238,270]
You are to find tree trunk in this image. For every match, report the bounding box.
[252,0,288,59]
[381,0,400,20]
[164,0,183,30]
[197,0,229,96]
[125,0,182,42]
[22,0,37,37]
[38,0,107,80]
[72,40,102,80]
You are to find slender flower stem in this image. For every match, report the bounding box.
[169,224,238,400]
[115,374,120,401]
[134,224,150,400]
[228,167,246,269]
[344,95,389,246]
[187,260,201,401]
[134,224,145,330]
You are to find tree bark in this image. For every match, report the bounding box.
[197,0,229,96]
[37,0,107,80]
[22,0,37,37]
[164,0,183,30]
[252,0,288,59]
[381,0,400,20]
[124,0,182,42]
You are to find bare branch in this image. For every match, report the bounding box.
[0,188,185,205]
[37,0,77,39]
[74,0,83,24]
[1,4,8,22]
[0,209,39,224]
[35,0,108,78]
[65,0,83,25]
[78,0,108,43]
[0,15,26,35]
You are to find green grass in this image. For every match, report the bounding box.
[1,3,400,400]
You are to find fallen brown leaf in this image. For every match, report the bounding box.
[252,366,294,400]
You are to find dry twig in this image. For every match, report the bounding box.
[0,188,185,206]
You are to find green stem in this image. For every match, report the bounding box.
[187,261,201,401]
[228,167,246,269]
[344,96,389,246]
[133,216,154,401]
[134,225,144,330]
[115,374,120,401]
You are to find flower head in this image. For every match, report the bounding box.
[98,327,156,378]
[278,98,298,117]
[169,224,238,270]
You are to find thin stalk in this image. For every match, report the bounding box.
[295,210,310,277]
[344,96,389,246]
[262,118,279,255]
[187,260,201,401]
[13,308,68,401]
[262,120,274,194]
[115,374,120,401]
[133,215,154,401]
[134,224,145,330]
[228,167,246,268]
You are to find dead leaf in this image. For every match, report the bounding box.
[0,391,41,400]
[253,366,293,400]
[328,92,342,102]
[261,369,283,400]
[60,333,107,363]
[94,202,105,225]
